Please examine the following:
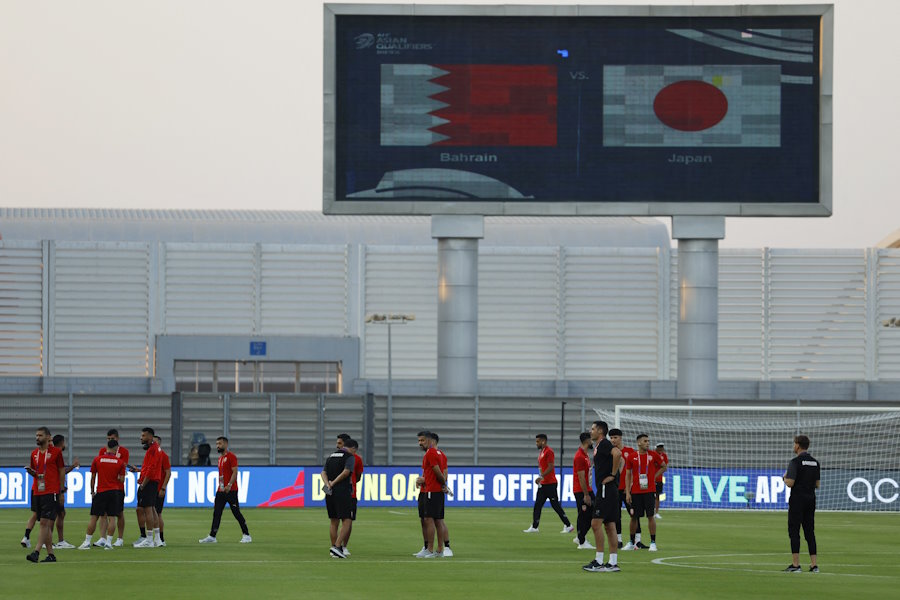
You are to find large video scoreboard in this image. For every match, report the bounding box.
[324,4,833,217]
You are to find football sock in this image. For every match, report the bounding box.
[636,532,642,543]
[445,540,450,547]
[25,528,32,539]
[609,553,618,566]
[595,552,603,562]
[617,534,622,542]
[140,527,146,538]
[107,535,113,545]
[84,534,91,543]
[651,535,656,542]
[159,530,165,542]
[630,535,636,543]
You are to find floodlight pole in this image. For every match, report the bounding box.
[672,216,725,400]
[366,313,414,464]
[560,401,566,485]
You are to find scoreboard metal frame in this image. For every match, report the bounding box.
[323,4,833,217]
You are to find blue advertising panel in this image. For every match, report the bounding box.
[1,467,895,511]
[324,5,833,217]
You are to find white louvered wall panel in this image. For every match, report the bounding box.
[260,245,349,335]
[875,250,900,379]
[767,250,867,379]
[563,248,662,378]
[668,250,679,380]
[0,242,43,375]
[51,242,150,376]
[719,250,765,379]
[478,248,559,379]
[163,243,257,334]
[364,247,437,379]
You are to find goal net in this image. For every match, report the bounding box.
[593,404,900,512]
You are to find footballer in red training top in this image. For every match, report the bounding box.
[26,427,66,562]
[199,436,251,544]
[624,434,667,552]
[525,434,572,533]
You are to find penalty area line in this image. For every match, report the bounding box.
[0,558,580,566]
[652,553,896,579]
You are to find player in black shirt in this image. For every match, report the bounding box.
[322,447,356,559]
[783,435,820,573]
[583,420,622,573]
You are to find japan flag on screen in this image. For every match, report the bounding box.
[380,64,557,147]
[602,65,781,147]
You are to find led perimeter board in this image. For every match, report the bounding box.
[324,4,833,217]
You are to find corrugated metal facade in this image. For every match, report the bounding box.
[0,242,43,375]
[1,241,899,381]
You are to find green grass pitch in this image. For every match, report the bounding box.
[1,508,897,598]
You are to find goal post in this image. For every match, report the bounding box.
[592,404,900,512]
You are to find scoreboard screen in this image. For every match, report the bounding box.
[324,4,832,217]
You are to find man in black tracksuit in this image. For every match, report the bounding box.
[322,446,355,558]
[783,434,820,573]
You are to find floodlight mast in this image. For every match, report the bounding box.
[365,313,415,463]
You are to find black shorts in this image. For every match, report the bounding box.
[326,490,353,520]
[618,488,631,510]
[631,492,656,518]
[592,483,619,524]
[30,491,38,513]
[90,490,119,517]
[418,493,426,519]
[350,497,358,521]
[155,493,165,514]
[34,493,59,521]
[138,481,159,508]
[655,479,663,494]
[113,490,125,515]
[423,491,445,520]
[575,490,595,513]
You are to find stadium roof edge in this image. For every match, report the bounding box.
[0,208,671,248]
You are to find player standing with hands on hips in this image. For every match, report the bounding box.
[783,435,819,573]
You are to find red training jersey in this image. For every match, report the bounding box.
[438,448,448,474]
[573,446,592,493]
[98,445,130,465]
[626,450,666,495]
[351,452,364,499]
[138,442,162,484]
[91,453,126,493]
[657,452,669,480]
[159,449,171,487]
[30,446,65,496]
[218,451,239,492]
[538,446,557,484]
[618,446,636,491]
[422,447,444,493]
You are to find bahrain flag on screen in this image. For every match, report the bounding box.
[380,64,557,146]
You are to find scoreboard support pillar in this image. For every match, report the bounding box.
[432,215,484,396]
[673,216,725,400]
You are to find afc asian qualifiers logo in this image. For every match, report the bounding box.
[354,33,375,50]
[353,32,433,54]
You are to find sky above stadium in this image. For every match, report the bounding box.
[1,0,897,248]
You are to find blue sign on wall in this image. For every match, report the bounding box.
[249,341,267,356]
